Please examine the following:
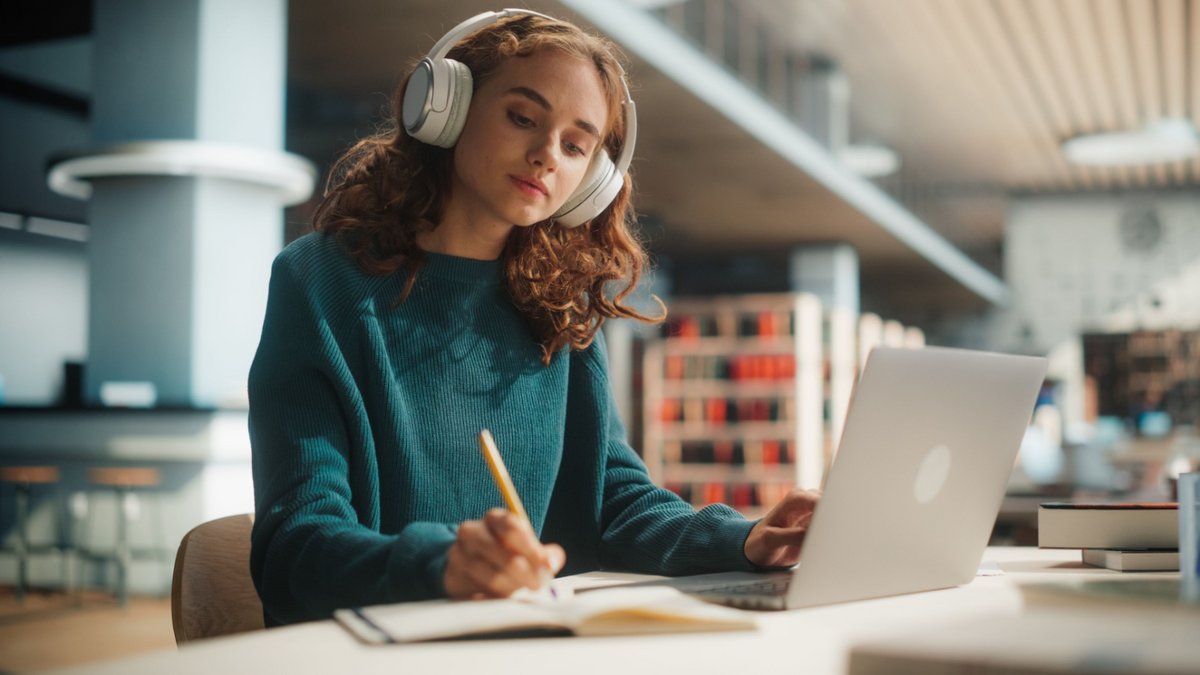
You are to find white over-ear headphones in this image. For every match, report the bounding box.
[400,8,638,228]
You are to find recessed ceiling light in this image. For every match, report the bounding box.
[1062,118,1199,166]
[837,143,900,178]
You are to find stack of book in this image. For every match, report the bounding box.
[1037,502,1179,571]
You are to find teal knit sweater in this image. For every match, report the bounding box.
[248,233,755,625]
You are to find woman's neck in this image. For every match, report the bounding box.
[416,226,505,260]
[419,204,513,261]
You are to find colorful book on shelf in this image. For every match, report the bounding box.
[1081,548,1179,572]
[1037,502,1178,549]
[761,440,780,465]
[712,440,734,464]
[335,586,756,644]
[702,482,726,504]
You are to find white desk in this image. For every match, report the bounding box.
[56,548,1199,675]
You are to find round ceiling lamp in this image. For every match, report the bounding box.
[1062,118,1199,166]
[837,143,900,178]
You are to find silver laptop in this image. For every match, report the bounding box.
[648,346,1047,610]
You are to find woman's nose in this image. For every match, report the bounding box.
[527,134,559,169]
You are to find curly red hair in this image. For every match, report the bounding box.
[313,13,662,364]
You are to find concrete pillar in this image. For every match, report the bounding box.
[48,0,313,407]
[797,56,849,152]
[789,244,860,317]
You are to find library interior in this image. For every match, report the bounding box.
[1,0,1199,673]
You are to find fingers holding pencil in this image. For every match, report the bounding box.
[484,508,565,575]
[443,511,565,600]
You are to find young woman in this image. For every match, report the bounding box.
[248,9,819,626]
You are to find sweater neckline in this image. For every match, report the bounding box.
[420,251,502,286]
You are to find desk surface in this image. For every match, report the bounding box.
[57,548,1199,675]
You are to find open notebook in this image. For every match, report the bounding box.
[336,586,755,643]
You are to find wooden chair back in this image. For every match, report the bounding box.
[171,513,265,644]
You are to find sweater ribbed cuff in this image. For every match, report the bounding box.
[393,522,458,600]
[704,507,759,572]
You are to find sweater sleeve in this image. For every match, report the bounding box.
[248,251,456,626]
[578,333,758,575]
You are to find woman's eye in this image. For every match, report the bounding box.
[564,141,586,157]
[508,111,534,128]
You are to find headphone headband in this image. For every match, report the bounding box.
[427,9,555,60]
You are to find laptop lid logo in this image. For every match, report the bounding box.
[914,445,952,503]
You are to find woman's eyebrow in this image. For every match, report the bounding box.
[506,86,601,139]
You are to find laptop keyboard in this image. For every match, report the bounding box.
[689,576,792,597]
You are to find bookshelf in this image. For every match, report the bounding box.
[641,293,922,518]
[1083,329,1200,428]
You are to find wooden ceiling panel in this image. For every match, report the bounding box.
[946,0,1070,187]
[1029,0,1096,132]
[1160,0,1188,184]
[991,1,1077,154]
[1060,0,1123,187]
[1127,0,1171,184]
[1040,0,1121,189]
[968,0,1075,189]
[868,2,983,169]
[1084,0,1146,185]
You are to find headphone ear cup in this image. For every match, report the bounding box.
[553,154,619,228]
[402,58,474,148]
[432,59,473,147]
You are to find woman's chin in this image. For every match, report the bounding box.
[506,210,556,229]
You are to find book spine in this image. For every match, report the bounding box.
[1181,473,1200,601]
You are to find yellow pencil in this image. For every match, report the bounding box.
[477,428,555,596]
[477,428,530,522]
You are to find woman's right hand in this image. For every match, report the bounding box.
[444,509,566,600]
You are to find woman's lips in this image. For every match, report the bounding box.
[510,175,548,197]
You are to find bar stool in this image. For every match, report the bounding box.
[0,466,67,601]
[81,467,165,605]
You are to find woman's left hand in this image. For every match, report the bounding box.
[743,488,822,568]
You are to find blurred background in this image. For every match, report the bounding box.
[1,0,1198,669]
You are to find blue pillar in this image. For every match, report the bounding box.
[48,0,313,407]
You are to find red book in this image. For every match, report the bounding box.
[706,398,727,424]
[712,440,734,464]
[762,355,778,380]
[660,399,680,423]
[778,355,795,379]
[731,483,752,508]
[665,356,684,380]
[761,440,780,465]
[702,482,726,505]
[758,311,776,337]
[754,399,770,421]
[677,316,699,340]
[749,356,761,381]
